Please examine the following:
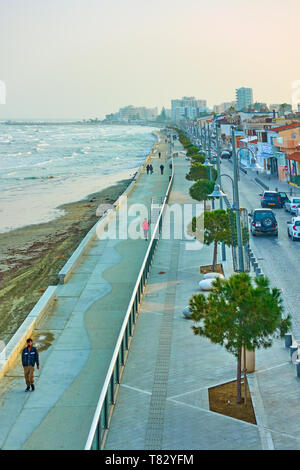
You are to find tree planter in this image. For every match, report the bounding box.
[200,264,224,276]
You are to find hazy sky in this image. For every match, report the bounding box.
[0,0,299,119]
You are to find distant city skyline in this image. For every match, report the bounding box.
[0,0,299,119]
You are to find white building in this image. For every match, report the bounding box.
[236,88,253,111]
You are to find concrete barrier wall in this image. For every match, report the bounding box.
[0,286,57,381]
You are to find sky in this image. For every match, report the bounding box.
[0,0,299,119]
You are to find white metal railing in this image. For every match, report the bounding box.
[84,159,174,450]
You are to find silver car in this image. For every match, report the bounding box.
[287,216,300,241]
[285,196,300,214]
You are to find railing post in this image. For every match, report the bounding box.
[110,375,115,404]
[120,338,124,365]
[104,395,108,429]
[116,354,120,383]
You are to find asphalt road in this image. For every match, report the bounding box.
[220,159,300,337]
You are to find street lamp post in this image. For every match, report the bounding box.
[206,123,214,209]
[231,126,245,272]
[215,123,226,261]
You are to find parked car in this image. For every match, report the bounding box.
[260,191,282,208]
[221,150,231,159]
[249,209,278,237]
[284,196,300,214]
[211,155,221,164]
[278,191,290,208]
[287,216,300,240]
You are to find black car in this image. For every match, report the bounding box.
[249,209,278,237]
[221,150,231,159]
[278,191,290,207]
[260,190,282,208]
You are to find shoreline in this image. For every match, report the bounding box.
[0,129,160,345]
[0,178,132,345]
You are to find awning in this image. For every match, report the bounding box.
[286,152,300,162]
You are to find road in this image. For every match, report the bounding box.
[219,159,300,337]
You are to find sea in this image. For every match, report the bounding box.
[0,124,158,233]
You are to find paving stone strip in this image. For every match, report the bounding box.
[144,239,180,450]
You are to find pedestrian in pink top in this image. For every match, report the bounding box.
[142,218,150,241]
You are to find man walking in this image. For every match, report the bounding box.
[146,164,150,175]
[160,164,164,175]
[22,338,39,392]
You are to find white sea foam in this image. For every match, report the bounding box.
[0,124,157,233]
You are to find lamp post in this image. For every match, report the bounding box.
[215,122,226,260]
[231,126,245,272]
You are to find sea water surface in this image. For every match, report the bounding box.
[0,124,158,233]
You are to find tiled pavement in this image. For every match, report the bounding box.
[105,150,300,450]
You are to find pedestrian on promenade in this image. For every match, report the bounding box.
[142,218,150,241]
[22,338,39,392]
[149,164,153,174]
[146,164,150,175]
[158,152,161,158]
[160,164,164,175]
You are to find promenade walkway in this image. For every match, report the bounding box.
[0,133,171,450]
[104,146,300,450]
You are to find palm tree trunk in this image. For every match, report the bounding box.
[237,347,242,404]
[212,240,218,271]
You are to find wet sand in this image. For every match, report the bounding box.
[0,178,132,345]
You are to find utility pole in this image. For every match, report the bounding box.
[231,126,244,272]
[207,123,214,209]
[216,123,226,261]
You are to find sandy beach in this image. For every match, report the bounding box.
[0,178,131,345]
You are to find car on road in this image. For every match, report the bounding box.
[221,150,231,159]
[249,209,278,237]
[278,191,290,208]
[211,155,221,164]
[284,196,300,214]
[260,191,282,208]
[287,216,300,241]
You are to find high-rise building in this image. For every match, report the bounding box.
[171,96,207,121]
[236,88,253,111]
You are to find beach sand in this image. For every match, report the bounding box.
[0,178,131,345]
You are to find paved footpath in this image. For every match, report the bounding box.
[105,146,262,450]
[0,132,171,450]
[105,147,300,450]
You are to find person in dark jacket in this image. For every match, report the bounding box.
[160,164,164,175]
[22,338,39,392]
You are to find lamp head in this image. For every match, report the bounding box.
[209,184,227,198]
